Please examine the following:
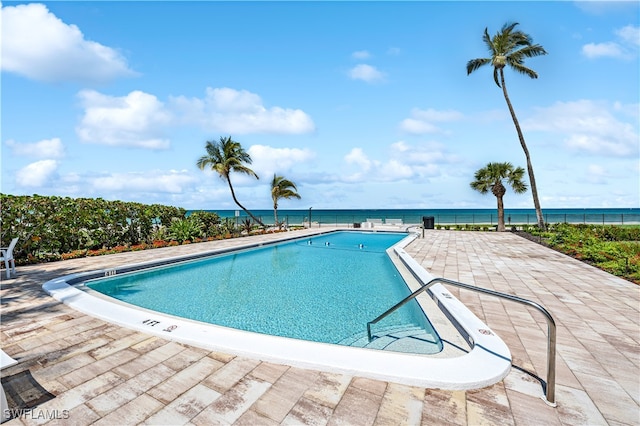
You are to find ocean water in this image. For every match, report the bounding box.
[193,208,640,226]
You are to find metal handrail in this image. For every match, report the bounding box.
[367,277,557,406]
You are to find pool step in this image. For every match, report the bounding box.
[338,324,442,355]
[338,324,423,346]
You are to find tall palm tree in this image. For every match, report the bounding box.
[470,162,528,232]
[196,136,265,227]
[467,22,547,229]
[271,174,301,228]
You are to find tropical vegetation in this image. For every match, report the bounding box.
[470,162,527,232]
[271,174,301,228]
[196,136,265,227]
[0,194,282,264]
[467,22,548,229]
[0,194,184,263]
[525,223,640,284]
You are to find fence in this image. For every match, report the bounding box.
[236,213,640,227]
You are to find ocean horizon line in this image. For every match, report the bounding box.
[196,207,639,212]
[187,207,640,226]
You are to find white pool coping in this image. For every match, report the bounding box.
[42,232,511,390]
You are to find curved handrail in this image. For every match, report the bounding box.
[367,277,557,406]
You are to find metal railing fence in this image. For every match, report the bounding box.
[231,213,640,227]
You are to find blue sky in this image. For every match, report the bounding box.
[2,1,639,211]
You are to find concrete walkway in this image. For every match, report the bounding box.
[1,229,638,425]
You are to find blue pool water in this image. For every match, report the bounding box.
[86,231,439,348]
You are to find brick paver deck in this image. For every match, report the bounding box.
[1,229,638,425]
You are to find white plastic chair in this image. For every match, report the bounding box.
[0,238,18,279]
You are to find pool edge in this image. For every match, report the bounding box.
[42,231,512,390]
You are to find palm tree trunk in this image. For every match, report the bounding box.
[226,178,265,227]
[274,208,279,229]
[497,195,505,232]
[499,70,545,230]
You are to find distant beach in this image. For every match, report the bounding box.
[192,208,640,226]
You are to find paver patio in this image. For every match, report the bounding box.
[1,228,638,425]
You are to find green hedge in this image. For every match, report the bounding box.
[528,223,640,284]
[1,194,186,263]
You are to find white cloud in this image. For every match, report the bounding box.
[411,109,464,122]
[16,159,58,187]
[523,100,639,157]
[5,138,65,158]
[399,108,464,134]
[1,3,136,83]
[351,50,371,59]
[345,148,372,172]
[613,101,640,119]
[348,64,385,83]
[399,119,441,134]
[582,24,639,59]
[342,141,453,183]
[582,42,626,59]
[171,87,315,134]
[343,148,376,182]
[616,25,640,46]
[11,167,199,199]
[76,90,172,149]
[390,141,446,165]
[379,159,414,181]
[247,145,316,179]
[91,170,197,193]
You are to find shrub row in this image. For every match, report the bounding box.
[527,223,640,284]
[543,222,640,242]
[1,194,189,263]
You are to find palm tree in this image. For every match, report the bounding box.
[271,174,301,228]
[196,136,265,227]
[470,162,528,232]
[467,22,547,229]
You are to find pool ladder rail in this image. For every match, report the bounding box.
[367,276,557,407]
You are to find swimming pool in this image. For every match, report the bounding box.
[43,229,512,389]
[84,231,440,352]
